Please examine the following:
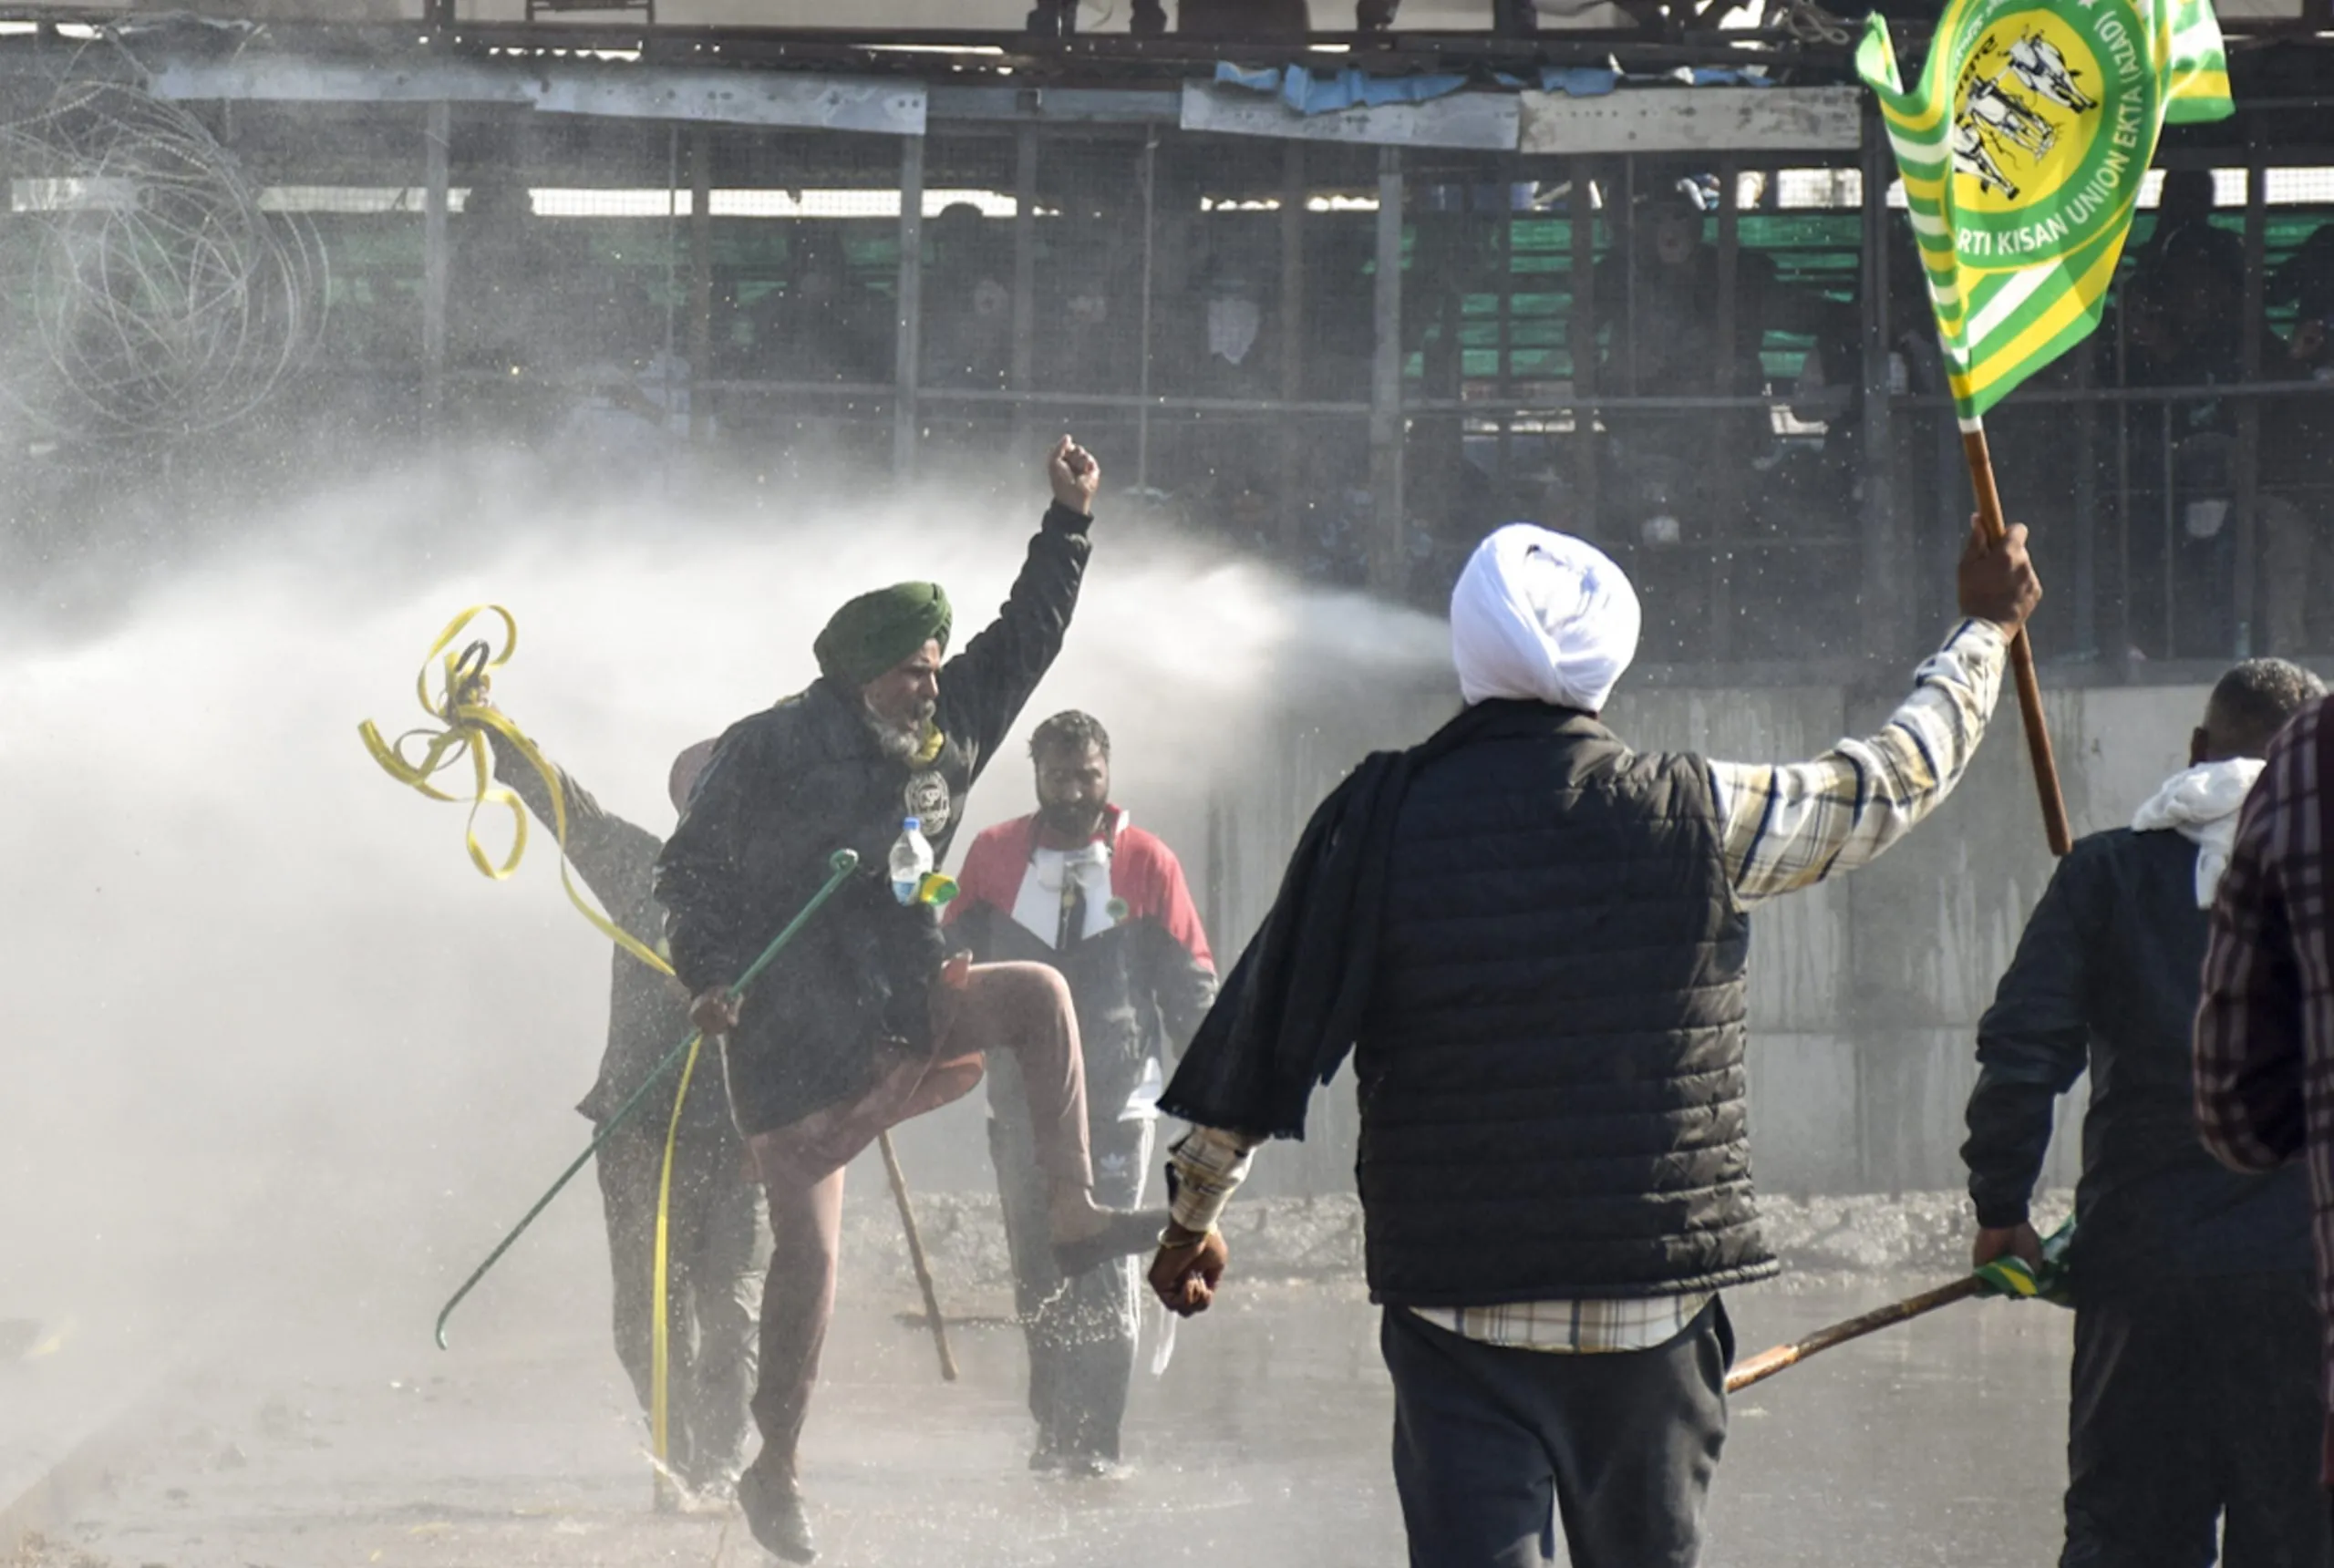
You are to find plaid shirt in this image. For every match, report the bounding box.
[2194,696,2334,1477]
[1169,619,2008,1353]
[1711,618,2006,913]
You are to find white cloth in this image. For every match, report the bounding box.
[1005,841,1158,1122]
[2131,758,2265,907]
[1450,524,1642,712]
[1007,842,1117,949]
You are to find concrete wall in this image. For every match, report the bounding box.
[1616,676,2205,1198]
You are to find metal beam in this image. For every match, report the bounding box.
[1857,111,1906,662]
[148,56,927,135]
[689,126,713,448]
[928,85,1179,123]
[1009,122,1036,448]
[1519,86,1862,156]
[1135,129,1159,490]
[1370,145,1406,594]
[1181,81,1519,151]
[1278,140,1306,562]
[422,100,449,420]
[2237,136,2267,656]
[893,134,924,479]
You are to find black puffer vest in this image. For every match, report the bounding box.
[1355,702,1776,1305]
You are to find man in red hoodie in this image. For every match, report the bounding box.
[949,711,1217,1477]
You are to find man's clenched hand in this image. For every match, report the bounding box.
[1958,516,2043,636]
[690,988,741,1037]
[1973,1221,2043,1273]
[1048,434,1100,516]
[1148,1224,1229,1316]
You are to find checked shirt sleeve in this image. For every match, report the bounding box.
[2195,705,2320,1173]
[1166,1125,1257,1234]
[1709,619,2008,913]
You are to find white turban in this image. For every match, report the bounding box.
[1450,524,1642,712]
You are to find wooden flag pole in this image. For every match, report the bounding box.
[1962,424,2073,857]
[1726,1274,1986,1395]
[879,1130,959,1383]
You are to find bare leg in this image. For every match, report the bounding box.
[932,962,1106,1241]
[742,1162,845,1476]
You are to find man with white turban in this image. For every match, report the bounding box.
[1149,518,2041,1568]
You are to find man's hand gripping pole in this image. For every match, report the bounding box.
[432,848,862,1349]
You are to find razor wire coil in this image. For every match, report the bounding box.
[0,72,327,444]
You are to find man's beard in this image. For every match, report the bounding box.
[1038,799,1104,841]
[864,698,936,761]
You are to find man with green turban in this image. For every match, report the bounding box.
[657,437,1158,1563]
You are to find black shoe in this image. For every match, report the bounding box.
[1052,1206,1171,1278]
[738,1463,817,1563]
[1060,1451,1128,1481]
[1028,1438,1066,1473]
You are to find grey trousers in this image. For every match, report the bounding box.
[596,1116,770,1491]
[987,1048,1154,1464]
[1381,1296,1733,1568]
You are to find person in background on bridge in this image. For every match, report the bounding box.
[2195,685,2334,1529]
[946,711,1216,1479]
[2133,170,2245,310]
[1965,659,2331,1568]
[1147,515,2040,1568]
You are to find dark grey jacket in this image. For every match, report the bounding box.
[488,738,731,1146]
[655,505,1090,1137]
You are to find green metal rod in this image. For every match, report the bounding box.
[434,848,861,1349]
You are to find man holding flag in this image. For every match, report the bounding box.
[1146,1,2233,1563]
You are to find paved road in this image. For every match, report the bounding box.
[27,1267,2073,1568]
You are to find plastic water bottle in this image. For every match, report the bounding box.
[889,817,934,906]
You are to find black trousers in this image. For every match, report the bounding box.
[988,1047,1154,1463]
[1380,1296,1733,1568]
[2062,1272,2332,1568]
[596,1117,770,1491]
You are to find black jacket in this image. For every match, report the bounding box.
[488,738,730,1146]
[1965,825,2312,1290]
[655,504,1090,1137]
[1168,701,1774,1305]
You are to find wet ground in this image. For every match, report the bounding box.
[18,1259,2076,1568]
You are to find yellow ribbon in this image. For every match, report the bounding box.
[360,604,704,1496]
[357,604,668,976]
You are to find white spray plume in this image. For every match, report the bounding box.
[0,450,1451,1343]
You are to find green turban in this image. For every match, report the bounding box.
[813,581,954,687]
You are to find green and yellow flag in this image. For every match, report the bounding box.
[1857,0,2232,425]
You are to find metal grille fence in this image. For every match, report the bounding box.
[2,68,2332,668]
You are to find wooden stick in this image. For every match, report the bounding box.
[878,1130,958,1383]
[1725,1274,1985,1395]
[1963,424,2074,857]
